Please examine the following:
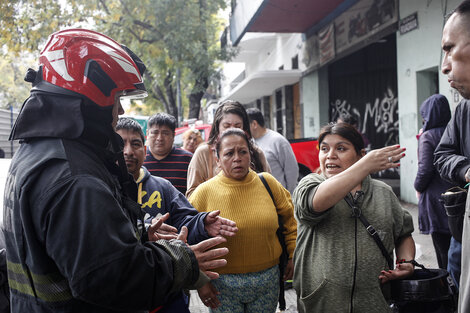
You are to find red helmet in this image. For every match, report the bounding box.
[36,28,147,107]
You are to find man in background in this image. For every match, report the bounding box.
[144,113,192,194]
[247,108,298,193]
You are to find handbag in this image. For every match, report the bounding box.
[343,193,457,313]
[441,186,467,243]
[258,173,289,311]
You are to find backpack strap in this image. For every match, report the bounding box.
[343,194,394,269]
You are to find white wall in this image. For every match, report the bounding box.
[397,0,461,203]
[229,0,264,44]
[220,62,245,99]
[244,33,305,74]
[301,67,329,138]
[221,33,305,100]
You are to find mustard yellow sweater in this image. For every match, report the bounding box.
[189,170,297,274]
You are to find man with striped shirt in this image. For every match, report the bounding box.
[144,113,192,194]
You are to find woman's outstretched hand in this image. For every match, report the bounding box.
[361,144,406,174]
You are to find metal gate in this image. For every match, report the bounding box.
[328,33,398,178]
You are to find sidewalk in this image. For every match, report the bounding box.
[189,201,437,313]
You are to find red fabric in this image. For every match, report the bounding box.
[150,306,163,313]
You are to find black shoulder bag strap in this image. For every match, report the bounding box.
[343,194,394,269]
[258,173,288,311]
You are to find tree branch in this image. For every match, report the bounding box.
[164,72,177,118]
[145,71,173,114]
[126,27,157,44]
[98,0,111,15]
[118,0,132,16]
[132,20,155,31]
[154,84,170,113]
[115,0,163,43]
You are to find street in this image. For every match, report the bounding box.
[189,200,439,313]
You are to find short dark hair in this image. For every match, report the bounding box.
[148,113,176,132]
[208,100,252,145]
[319,122,364,155]
[246,108,265,128]
[116,117,145,143]
[454,0,470,15]
[447,0,470,20]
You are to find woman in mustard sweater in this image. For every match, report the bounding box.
[186,100,271,197]
[189,128,297,313]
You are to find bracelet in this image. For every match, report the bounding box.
[396,259,417,266]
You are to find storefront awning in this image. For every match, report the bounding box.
[220,70,302,104]
[230,0,355,46]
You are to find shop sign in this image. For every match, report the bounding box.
[399,13,418,35]
[319,24,335,65]
[335,0,397,55]
[303,0,398,71]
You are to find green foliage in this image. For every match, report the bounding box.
[0,0,91,55]
[0,53,36,109]
[0,0,235,117]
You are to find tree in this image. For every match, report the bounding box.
[0,0,85,109]
[0,0,235,122]
[0,0,91,55]
[0,53,36,109]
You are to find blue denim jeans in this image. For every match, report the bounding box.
[158,291,189,313]
[447,237,462,290]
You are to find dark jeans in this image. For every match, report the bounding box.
[431,232,452,269]
[447,237,462,289]
[158,291,190,313]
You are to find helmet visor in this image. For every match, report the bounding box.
[120,89,148,100]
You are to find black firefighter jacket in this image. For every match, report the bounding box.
[3,137,199,313]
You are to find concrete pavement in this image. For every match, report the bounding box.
[189,201,438,313]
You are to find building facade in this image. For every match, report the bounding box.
[221,0,462,203]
